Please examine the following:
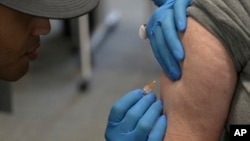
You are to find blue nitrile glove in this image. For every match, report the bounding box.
[146,0,191,80]
[105,89,167,141]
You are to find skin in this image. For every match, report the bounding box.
[161,18,237,141]
[0,5,51,81]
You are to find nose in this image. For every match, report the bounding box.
[32,18,51,36]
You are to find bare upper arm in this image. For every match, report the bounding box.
[160,17,237,141]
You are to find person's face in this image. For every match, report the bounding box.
[0,5,51,81]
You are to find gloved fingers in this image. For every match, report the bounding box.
[147,31,166,74]
[148,115,167,141]
[174,0,192,31]
[146,7,164,38]
[163,0,177,8]
[147,28,178,81]
[152,0,177,8]
[146,5,182,80]
[146,3,172,37]
[120,93,157,132]
[154,25,181,80]
[108,89,143,123]
[146,12,174,79]
[152,0,166,7]
[146,10,166,73]
[134,100,163,141]
[161,9,184,62]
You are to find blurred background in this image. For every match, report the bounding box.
[0,0,161,140]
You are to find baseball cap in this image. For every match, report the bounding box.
[0,0,100,19]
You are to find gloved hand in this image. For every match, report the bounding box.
[146,0,191,80]
[105,89,167,141]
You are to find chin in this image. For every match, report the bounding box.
[1,72,28,82]
[0,65,29,82]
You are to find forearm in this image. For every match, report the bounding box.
[161,18,237,141]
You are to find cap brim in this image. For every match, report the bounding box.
[0,0,100,19]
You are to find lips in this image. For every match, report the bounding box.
[26,50,38,60]
[24,37,40,61]
[25,41,40,61]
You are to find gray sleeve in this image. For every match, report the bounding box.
[228,62,250,126]
[187,0,250,72]
[221,62,250,141]
[187,0,250,140]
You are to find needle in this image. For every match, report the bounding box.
[143,81,156,95]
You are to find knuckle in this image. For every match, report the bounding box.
[111,103,126,113]
[126,110,140,119]
[137,120,151,131]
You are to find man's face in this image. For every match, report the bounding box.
[0,5,51,81]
